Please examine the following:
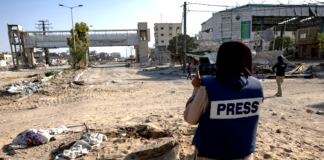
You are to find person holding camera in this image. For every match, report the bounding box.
[272,56,287,97]
[184,41,264,160]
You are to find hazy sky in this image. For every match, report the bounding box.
[0,0,301,57]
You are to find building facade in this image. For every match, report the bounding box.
[0,52,12,61]
[154,23,182,53]
[295,26,321,58]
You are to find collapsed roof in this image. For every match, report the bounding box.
[201,4,324,32]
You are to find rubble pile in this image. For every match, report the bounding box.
[0,78,43,94]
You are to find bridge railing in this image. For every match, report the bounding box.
[24,30,139,42]
[23,29,141,47]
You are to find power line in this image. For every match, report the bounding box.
[35,20,52,32]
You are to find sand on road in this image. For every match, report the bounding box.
[0,62,323,160]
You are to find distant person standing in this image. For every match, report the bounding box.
[187,63,192,80]
[272,56,287,97]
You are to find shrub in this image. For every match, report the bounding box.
[44,71,55,77]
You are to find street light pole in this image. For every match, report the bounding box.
[59,4,83,52]
[70,8,76,52]
[88,25,93,63]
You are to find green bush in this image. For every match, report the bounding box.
[44,71,55,77]
[268,36,295,50]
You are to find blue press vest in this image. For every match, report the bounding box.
[193,76,263,159]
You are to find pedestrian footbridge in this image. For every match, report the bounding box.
[7,23,150,67]
[23,29,142,48]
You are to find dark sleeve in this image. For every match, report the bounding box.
[272,63,277,71]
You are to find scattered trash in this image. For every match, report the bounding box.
[47,125,69,135]
[41,75,54,82]
[55,133,107,160]
[9,129,50,148]
[120,133,127,137]
[68,82,74,88]
[7,86,25,94]
[316,111,324,115]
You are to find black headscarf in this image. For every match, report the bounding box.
[216,41,252,82]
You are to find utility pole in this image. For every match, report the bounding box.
[183,1,187,73]
[36,20,52,65]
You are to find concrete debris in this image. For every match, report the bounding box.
[73,81,85,85]
[130,138,177,160]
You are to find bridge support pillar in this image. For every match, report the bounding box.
[137,22,150,62]
[26,48,35,67]
[45,48,50,65]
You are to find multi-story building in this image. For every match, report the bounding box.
[99,52,109,60]
[0,52,12,61]
[110,52,121,59]
[154,23,182,53]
